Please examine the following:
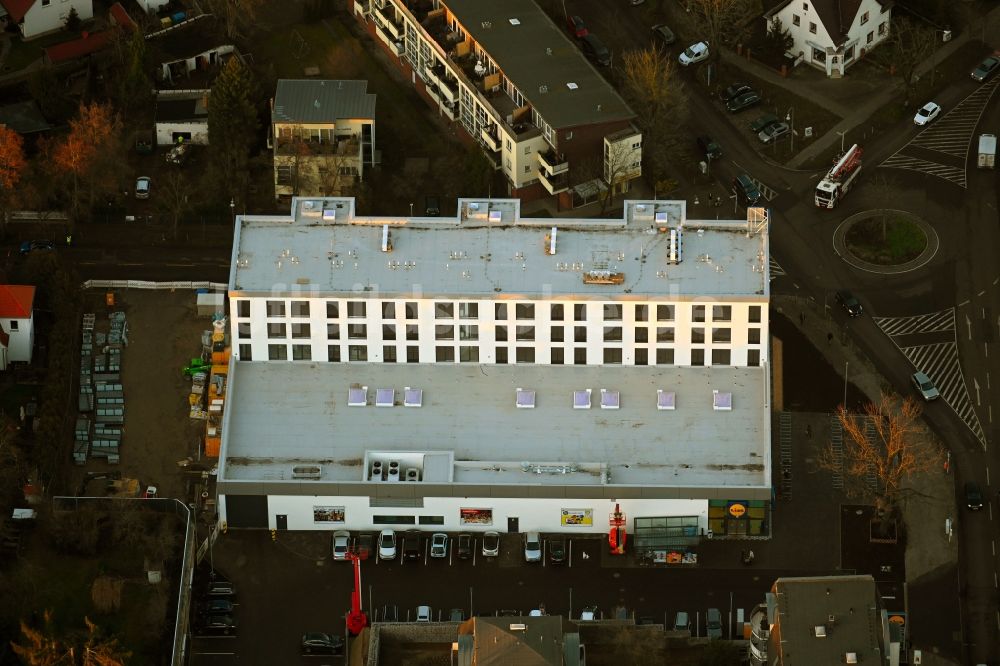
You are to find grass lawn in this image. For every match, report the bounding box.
[845,215,927,264]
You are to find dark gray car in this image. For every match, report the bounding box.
[651,24,675,46]
[581,34,611,67]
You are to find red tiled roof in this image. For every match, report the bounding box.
[109,2,136,29]
[0,0,35,23]
[0,285,34,319]
[44,30,113,64]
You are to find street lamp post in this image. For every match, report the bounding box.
[409,202,414,217]
[229,198,235,224]
[836,130,847,154]
[785,108,795,153]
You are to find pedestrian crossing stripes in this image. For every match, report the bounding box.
[875,309,986,446]
[872,308,955,336]
[769,258,786,279]
[779,412,792,500]
[829,414,844,490]
[878,155,967,188]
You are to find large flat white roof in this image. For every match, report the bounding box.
[230,198,770,300]
[220,361,771,489]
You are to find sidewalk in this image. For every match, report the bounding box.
[720,6,1000,169]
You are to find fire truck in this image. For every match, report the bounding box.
[815,143,862,209]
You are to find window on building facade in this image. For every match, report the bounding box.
[384,346,397,363]
[459,325,479,341]
[573,304,587,321]
[407,346,419,363]
[635,304,649,322]
[382,302,396,319]
[495,303,508,320]
[516,347,535,363]
[459,302,478,319]
[551,326,564,342]
[604,348,622,364]
[867,31,874,43]
[436,347,455,362]
[712,305,732,321]
[276,166,293,185]
[327,301,339,318]
[347,301,366,318]
[551,348,564,364]
[238,344,251,361]
[603,304,623,321]
[290,301,309,317]
[878,22,886,35]
[635,349,648,365]
[692,328,705,344]
[860,10,868,24]
[460,346,479,362]
[792,13,800,25]
[268,344,287,360]
[657,304,675,321]
[406,324,419,341]
[574,326,587,343]
[266,300,285,317]
[383,324,396,341]
[656,348,674,365]
[496,326,508,342]
[809,21,817,33]
[349,345,367,361]
[516,326,535,341]
[328,346,341,362]
[237,300,250,318]
[291,323,311,339]
[436,325,455,340]
[749,305,762,323]
[496,348,509,364]
[634,327,648,343]
[712,328,732,343]
[551,304,564,321]
[524,165,531,174]
[603,326,622,342]
[573,348,587,365]
[348,324,367,339]
[435,302,454,319]
[405,302,419,319]
[292,345,311,361]
[692,305,706,322]
[691,349,705,366]
[712,349,731,366]
[515,303,534,320]
[656,327,675,342]
[748,349,761,366]
[238,322,251,338]
[268,322,287,338]
[749,328,761,344]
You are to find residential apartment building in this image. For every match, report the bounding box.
[749,575,902,666]
[218,197,772,545]
[351,0,641,205]
[270,79,376,201]
[765,0,892,77]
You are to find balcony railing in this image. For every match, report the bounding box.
[438,75,458,104]
[538,169,569,195]
[537,149,568,176]
[480,127,501,152]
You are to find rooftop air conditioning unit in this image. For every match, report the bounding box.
[371,461,384,481]
[405,468,420,481]
[387,467,401,482]
[291,465,322,480]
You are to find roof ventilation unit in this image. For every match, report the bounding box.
[380,224,392,253]
[656,389,676,411]
[600,389,620,410]
[292,465,322,479]
[845,654,858,664]
[375,388,395,407]
[814,625,827,638]
[516,388,536,409]
[404,387,423,407]
[348,385,368,407]
[573,389,592,409]
[387,461,400,482]
[544,227,557,255]
[712,390,732,411]
[405,468,421,481]
[667,228,683,264]
[371,460,384,481]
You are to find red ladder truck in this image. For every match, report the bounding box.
[345,552,368,636]
[815,143,862,209]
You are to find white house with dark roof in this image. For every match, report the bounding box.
[0,0,92,39]
[270,79,376,200]
[0,285,35,370]
[217,197,773,550]
[154,90,209,145]
[765,0,892,77]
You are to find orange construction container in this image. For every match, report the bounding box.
[204,437,221,457]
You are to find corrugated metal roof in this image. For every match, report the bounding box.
[272,79,376,124]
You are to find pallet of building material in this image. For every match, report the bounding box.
[96,396,125,407]
[91,440,120,455]
[95,387,124,399]
[95,332,106,346]
[74,416,90,436]
[189,406,208,420]
[95,382,124,393]
[93,425,122,438]
[92,372,120,383]
[93,353,108,372]
[78,389,94,413]
[107,350,122,372]
[108,313,128,346]
[82,314,96,331]
[92,432,122,446]
[95,407,124,425]
[72,440,89,465]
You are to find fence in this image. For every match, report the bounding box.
[82,280,227,291]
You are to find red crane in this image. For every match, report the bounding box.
[345,552,368,636]
[608,503,627,555]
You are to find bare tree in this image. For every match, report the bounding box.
[601,137,641,214]
[11,610,74,666]
[820,394,943,512]
[156,171,192,239]
[687,0,762,62]
[874,17,938,108]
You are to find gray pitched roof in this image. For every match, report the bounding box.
[272,80,376,124]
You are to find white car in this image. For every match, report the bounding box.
[911,371,940,401]
[135,176,151,199]
[378,529,397,560]
[482,531,500,557]
[332,530,351,561]
[679,41,709,66]
[523,532,542,562]
[430,532,448,558]
[416,605,431,622]
[913,102,941,126]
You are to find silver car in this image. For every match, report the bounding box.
[523,532,542,562]
[378,529,397,560]
[332,530,351,561]
[135,176,151,199]
[758,122,790,144]
[911,371,940,401]
[482,531,500,557]
[430,532,448,558]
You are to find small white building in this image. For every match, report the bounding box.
[148,15,236,85]
[765,0,892,77]
[0,0,93,40]
[0,285,35,370]
[154,90,209,146]
[218,198,774,549]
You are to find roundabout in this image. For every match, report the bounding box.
[832,209,939,275]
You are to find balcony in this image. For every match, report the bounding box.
[537,149,568,177]
[438,75,458,104]
[376,3,402,39]
[426,85,443,106]
[441,101,456,121]
[538,169,569,195]
[274,136,361,158]
[480,127,501,152]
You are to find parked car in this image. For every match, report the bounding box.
[416,605,432,622]
[835,290,863,317]
[749,113,780,134]
[19,239,55,255]
[378,529,397,560]
[731,174,761,206]
[354,533,374,560]
[966,482,984,510]
[548,538,566,564]
[911,371,940,401]
[430,532,448,558]
[403,530,422,561]
[580,34,611,67]
[580,606,599,621]
[696,135,722,161]
[566,14,588,39]
[166,143,189,165]
[913,102,941,126]
[482,531,500,557]
[196,614,237,636]
[971,55,1000,82]
[424,195,441,216]
[199,599,235,615]
[332,530,351,561]
[457,532,473,559]
[202,581,237,597]
[301,632,344,655]
[673,611,691,633]
[524,532,542,562]
[449,608,466,622]
[707,608,722,639]
[726,90,761,113]
[719,82,752,101]
[135,176,151,199]
[651,24,675,46]
[679,41,709,65]
[758,121,790,144]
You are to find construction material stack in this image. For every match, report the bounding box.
[76,311,128,465]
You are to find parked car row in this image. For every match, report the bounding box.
[356,529,503,562]
[192,576,238,637]
[522,532,569,564]
[720,82,762,113]
[565,14,611,67]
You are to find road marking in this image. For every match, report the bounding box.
[873,308,955,336]
[975,378,981,406]
[769,258,786,279]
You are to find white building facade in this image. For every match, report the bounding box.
[218,198,773,547]
[0,0,93,39]
[0,285,35,370]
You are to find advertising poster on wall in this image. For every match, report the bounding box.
[460,508,493,525]
[313,506,345,523]
[561,508,593,526]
